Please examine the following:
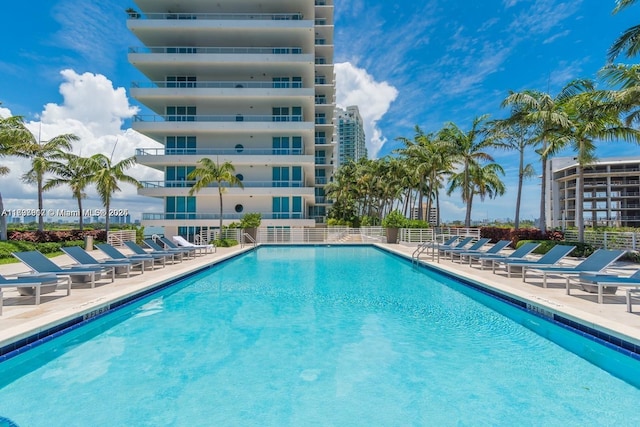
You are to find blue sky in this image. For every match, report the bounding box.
[1,0,639,223]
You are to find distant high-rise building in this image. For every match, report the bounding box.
[336,106,366,166]
[127,0,336,236]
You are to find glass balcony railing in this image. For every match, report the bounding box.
[132,80,305,89]
[140,180,306,188]
[129,46,303,54]
[133,114,305,122]
[132,12,304,20]
[136,148,305,156]
[142,212,306,220]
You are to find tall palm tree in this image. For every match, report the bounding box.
[395,126,453,224]
[0,116,21,240]
[187,158,243,233]
[501,90,571,231]
[600,64,640,126]
[493,104,538,229]
[1,117,78,232]
[440,115,500,227]
[555,79,640,241]
[608,0,640,61]
[44,153,93,230]
[87,153,141,233]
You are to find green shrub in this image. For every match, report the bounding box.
[406,219,430,229]
[382,210,407,228]
[239,213,262,229]
[214,238,238,247]
[563,241,596,258]
[515,239,594,257]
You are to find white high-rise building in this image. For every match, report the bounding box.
[127,0,335,238]
[336,105,366,166]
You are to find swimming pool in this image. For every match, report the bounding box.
[0,246,639,426]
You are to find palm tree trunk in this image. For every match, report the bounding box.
[37,177,44,232]
[465,194,473,227]
[514,148,524,229]
[77,195,84,231]
[218,187,224,238]
[435,189,441,227]
[105,200,111,233]
[577,165,584,243]
[0,192,7,241]
[539,155,547,232]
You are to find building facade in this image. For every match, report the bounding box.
[127,0,336,238]
[546,156,640,229]
[336,105,366,166]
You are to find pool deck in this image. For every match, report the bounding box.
[1,243,640,353]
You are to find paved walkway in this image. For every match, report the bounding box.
[1,243,640,351]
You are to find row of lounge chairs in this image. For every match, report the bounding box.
[0,236,215,314]
[428,236,639,311]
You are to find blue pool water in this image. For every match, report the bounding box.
[1,246,639,426]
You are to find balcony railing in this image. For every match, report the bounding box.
[315,177,328,185]
[133,114,304,122]
[131,80,304,89]
[129,46,303,54]
[141,180,305,188]
[315,137,327,144]
[142,212,305,220]
[136,148,305,156]
[133,12,304,20]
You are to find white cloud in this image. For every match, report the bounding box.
[1,70,163,221]
[335,62,398,158]
[543,29,571,44]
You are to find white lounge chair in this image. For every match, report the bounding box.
[172,235,216,253]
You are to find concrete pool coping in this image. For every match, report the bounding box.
[1,243,639,357]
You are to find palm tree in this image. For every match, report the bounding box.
[494,104,538,229]
[44,153,93,230]
[87,153,141,233]
[395,126,453,224]
[187,158,243,234]
[600,64,640,126]
[439,115,500,227]
[608,0,640,61]
[0,116,78,232]
[501,90,571,231]
[0,116,21,240]
[555,79,640,241]
[17,123,78,231]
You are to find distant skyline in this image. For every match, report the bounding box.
[1,0,640,223]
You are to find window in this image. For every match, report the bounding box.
[166,136,196,154]
[165,196,196,219]
[235,204,244,213]
[166,76,196,88]
[166,166,195,187]
[166,106,196,122]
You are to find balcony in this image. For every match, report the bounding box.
[131,13,304,21]
[129,46,303,55]
[142,212,306,221]
[140,180,305,188]
[136,148,305,156]
[134,114,304,122]
[132,80,304,89]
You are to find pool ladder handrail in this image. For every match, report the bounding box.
[412,241,433,264]
[242,232,257,249]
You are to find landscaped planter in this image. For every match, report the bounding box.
[386,228,399,244]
